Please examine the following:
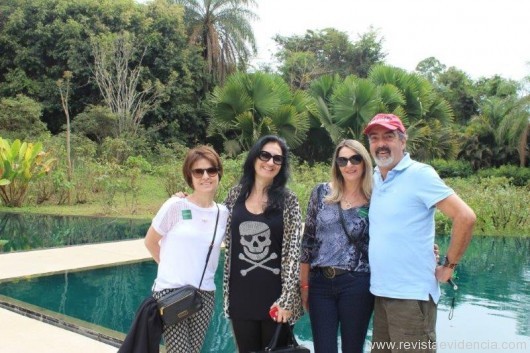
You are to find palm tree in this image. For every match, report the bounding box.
[207,72,310,156]
[172,0,258,88]
[369,65,457,160]
[496,94,530,167]
[331,76,382,140]
[460,97,515,169]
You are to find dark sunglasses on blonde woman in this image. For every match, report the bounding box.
[191,167,219,178]
[258,150,284,165]
[336,154,363,167]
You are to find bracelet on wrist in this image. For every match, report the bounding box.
[442,255,458,269]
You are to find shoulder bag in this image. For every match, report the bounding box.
[157,204,220,325]
[337,202,367,251]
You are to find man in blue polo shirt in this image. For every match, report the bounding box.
[364,113,476,353]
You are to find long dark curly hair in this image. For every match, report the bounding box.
[239,135,290,215]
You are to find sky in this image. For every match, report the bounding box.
[250,0,529,81]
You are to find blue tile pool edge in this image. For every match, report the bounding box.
[0,294,125,348]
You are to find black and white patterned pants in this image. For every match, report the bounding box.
[153,288,215,353]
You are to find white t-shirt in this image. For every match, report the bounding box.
[152,197,229,291]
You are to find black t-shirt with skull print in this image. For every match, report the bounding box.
[228,199,284,320]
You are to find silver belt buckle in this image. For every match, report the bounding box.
[323,267,336,279]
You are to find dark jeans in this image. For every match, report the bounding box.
[231,319,290,353]
[308,270,374,353]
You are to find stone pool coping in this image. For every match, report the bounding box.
[0,238,151,283]
[0,239,158,353]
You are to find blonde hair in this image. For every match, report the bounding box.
[325,139,373,204]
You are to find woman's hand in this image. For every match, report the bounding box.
[434,243,440,263]
[270,304,292,323]
[301,287,309,312]
[174,191,188,198]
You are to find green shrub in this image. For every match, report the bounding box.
[154,164,188,198]
[150,142,188,165]
[125,156,153,174]
[445,177,530,236]
[478,165,530,186]
[429,159,473,178]
[0,95,48,140]
[100,137,134,164]
[290,161,330,217]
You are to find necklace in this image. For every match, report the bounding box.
[341,192,364,209]
[343,199,354,209]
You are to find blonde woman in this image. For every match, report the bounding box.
[300,139,374,353]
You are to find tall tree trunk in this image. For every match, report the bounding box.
[58,72,73,204]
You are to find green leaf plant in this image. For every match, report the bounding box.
[0,137,56,207]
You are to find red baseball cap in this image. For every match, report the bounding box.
[363,113,406,134]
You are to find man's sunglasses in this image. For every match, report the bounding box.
[191,167,219,178]
[336,154,363,167]
[258,151,284,165]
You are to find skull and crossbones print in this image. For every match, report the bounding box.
[238,221,280,276]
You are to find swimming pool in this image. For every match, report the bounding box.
[1,237,529,352]
[0,257,313,352]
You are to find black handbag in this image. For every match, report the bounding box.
[157,205,220,325]
[251,323,310,353]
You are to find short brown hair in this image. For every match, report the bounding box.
[182,145,223,189]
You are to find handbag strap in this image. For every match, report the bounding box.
[265,323,299,350]
[337,203,363,250]
[197,204,220,290]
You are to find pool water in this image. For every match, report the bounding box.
[1,237,529,352]
[0,212,149,252]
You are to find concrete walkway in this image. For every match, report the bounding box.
[0,239,152,353]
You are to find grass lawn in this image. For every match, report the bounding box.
[0,175,170,220]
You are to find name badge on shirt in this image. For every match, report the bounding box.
[182,209,192,220]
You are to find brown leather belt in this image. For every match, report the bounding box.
[314,267,349,279]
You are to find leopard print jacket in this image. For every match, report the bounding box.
[222,184,304,324]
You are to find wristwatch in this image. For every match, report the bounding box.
[442,255,458,269]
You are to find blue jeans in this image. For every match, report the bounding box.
[308,270,374,353]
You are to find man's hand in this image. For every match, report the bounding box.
[435,265,454,283]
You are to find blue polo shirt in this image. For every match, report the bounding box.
[369,153,454,303]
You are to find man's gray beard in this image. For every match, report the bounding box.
[374,155,394,168]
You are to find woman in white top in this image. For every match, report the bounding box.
[144,145,229,353]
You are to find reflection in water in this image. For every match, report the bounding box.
[0,237,528,352]
[0,212,149,252]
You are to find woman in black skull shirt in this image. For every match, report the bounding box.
[222,135,303,352]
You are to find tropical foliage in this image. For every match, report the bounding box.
[295,65,457,162]
[274,27,386,88]
[0,0,526,172]
[0,138,56,207]
[0,95,47,140]
[0,0,205,144]
[172,0,258,87]
[207,72,311,155]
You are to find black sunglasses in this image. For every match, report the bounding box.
[336,154,363,167]
[258,150,284,165]
[191,167,219,178]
